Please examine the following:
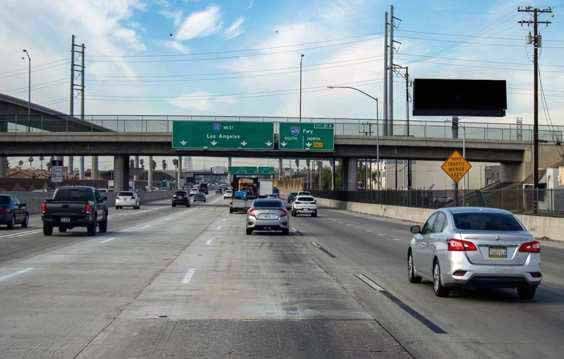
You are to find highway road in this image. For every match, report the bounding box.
[0,194,563,358]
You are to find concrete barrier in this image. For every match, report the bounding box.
[4,190,174,215]
[317,197,564,242]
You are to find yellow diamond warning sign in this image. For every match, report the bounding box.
[441,150,472,183]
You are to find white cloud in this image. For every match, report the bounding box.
[169,91,236,112]
[160,8,184,27]
[176,5,222,41]
[164,40,190,54]
[224,17,245,39]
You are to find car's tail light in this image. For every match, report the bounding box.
[40,202,48,214]
[519,240,541,253]
[279,208,288,217]
[247,208,257,217]
[447,239,477,251]
[173,195,177,198]
[84,202,93,214]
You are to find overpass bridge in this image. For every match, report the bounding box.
[1,115,563,191]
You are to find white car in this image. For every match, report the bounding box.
[223,189,233,199]
[189,188,198,196]
[115,191,140,209]
[291,195,318,217]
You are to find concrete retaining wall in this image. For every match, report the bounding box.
[317,197,564,241]
[6,190,174,215]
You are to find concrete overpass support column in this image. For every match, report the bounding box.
[68,156,74,177]
[330,159,336,191]
[500,163,523,184]
[114,155,130,192]
[148,155,154,192]
[0,157,8,177]
[79,156,85,180]
[344,158,358,191]
[177,156,183,190]
[91,156,99,180]
[278,158,283,179]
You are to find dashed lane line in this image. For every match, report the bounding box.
[182,268,196,284]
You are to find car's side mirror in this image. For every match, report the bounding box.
[410,225,421,234]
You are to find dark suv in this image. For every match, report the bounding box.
[172,191,191,207]
[0,194,30,229]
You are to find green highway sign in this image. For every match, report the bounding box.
[229,166,275,176]
[279,123,335,151]
[172,121,274,150]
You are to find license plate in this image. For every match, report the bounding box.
[259,214,278,220]
[489,246,507,258]
[61,217,71,223]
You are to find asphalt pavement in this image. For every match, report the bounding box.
[0,196,563,358]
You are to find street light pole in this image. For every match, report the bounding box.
[22,49,31,132]
[327,85,380,189]
[299,54,304,124]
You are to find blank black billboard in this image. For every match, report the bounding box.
[413,79,507,117]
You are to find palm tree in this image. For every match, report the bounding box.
[28,156,34,168]
[18,160,24,168]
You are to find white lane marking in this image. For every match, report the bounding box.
[356,273,385,292]
[182,268,196,284]
[0,267,34,283]
[392,238,401,241]
[216,225,222,230]
[206,238,214,245]
[138,224,151,230]
[101,237,117,244]
[0,230,42,239]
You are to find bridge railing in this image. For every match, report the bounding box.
[1,115,563,144]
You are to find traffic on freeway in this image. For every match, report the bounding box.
[0,187,563,358]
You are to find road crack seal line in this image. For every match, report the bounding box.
[311,241,336,258]
[355,273,447,335]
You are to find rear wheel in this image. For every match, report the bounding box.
[99,218,108,233]
[407,251,422,283]
[246,228,253,235]
[43,224,53,236]
[21,214,29,228]
[229,208,233,213]
[312,211,318,217]
[172,203,176,207]
[186,203,190,208]
[59,227,67,233]
[517,285,537,300]
[87,222,97,236]
[282,228,289,235]
[433,260,449,297]
[7,215,15,229]
[291,210,296,217]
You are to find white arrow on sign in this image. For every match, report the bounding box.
[265,141,272,147]
[281,141,287,147]
[180,140,187,146]
[241,141,248,147]
[210,140,218,146]
[305,142,312,148]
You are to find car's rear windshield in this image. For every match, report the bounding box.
[254,200,283,208]
[118,191,133,196]
[0,196,11,205]
[54,188,94,202]
[296,196,314,202]
[176,191,187,195]
[453,212,523,231]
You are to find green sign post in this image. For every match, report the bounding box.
[279,123,334,151]
[172,121,274,150]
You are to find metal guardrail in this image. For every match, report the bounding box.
[1,114,563,144]
[312,189,564,217]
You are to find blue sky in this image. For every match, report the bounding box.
[1,0,564,125]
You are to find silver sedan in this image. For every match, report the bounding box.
[407,207,541,299]
[246,199,289,235]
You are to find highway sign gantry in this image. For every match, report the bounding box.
[441,150,472,183]
[172,121,274,150]
[279,123,334,151]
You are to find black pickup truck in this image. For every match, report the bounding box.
[41,186,108,236]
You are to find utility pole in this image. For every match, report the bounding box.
[518,6,552,209]
[383,11,388,136]
[389,5,394,137]
[393,64,412,189]
[70,35,86,179]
